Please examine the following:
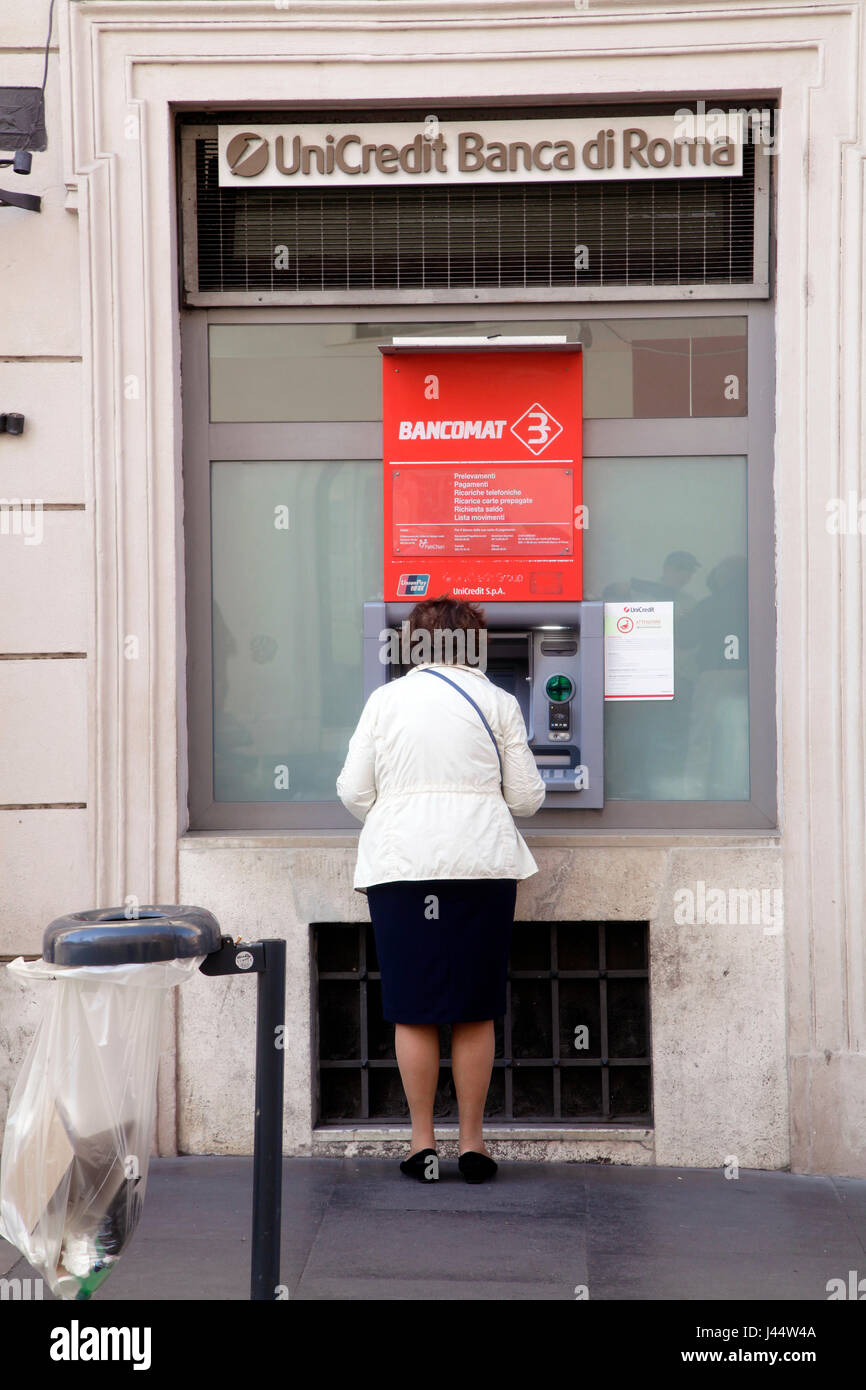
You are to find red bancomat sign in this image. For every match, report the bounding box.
[381,344,583,602]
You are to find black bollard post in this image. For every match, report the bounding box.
[199,935,287,1300]
[250,938,286,1301]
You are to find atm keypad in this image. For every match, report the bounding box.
[544,672,573,740]
[548,702,571,738]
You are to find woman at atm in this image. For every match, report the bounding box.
[336,595,546,1184]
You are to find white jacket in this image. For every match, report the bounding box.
[336,660,547,891]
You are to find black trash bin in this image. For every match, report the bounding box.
[0,906,285,1302]
[42,904,222,966]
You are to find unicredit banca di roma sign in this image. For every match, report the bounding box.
[218,115,744,187]
[381,346,583,604]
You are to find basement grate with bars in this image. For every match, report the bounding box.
[315,920,652,1125]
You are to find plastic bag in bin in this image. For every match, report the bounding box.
[0,954,203,1300]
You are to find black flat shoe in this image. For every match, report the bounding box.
[458,1150,498,1184]
[399,1147,440,1182]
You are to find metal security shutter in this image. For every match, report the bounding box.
[184,128,767,303]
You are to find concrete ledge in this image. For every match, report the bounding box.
[314,1126,652,1143]
[179,831,780,850]
[310,1125,655,1164]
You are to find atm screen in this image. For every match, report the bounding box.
[487,669,518,699]
[487,666,530,731]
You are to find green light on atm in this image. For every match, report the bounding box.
[545,674,574,702]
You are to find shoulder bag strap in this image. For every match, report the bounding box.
[419,668,503,786]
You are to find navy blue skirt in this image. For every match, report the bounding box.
[366,877,517,1025]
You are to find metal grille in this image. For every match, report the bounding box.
[315,920,651,1125]
[192,137,755,294]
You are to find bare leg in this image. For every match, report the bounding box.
[394,1022,440,1155]
[451,1019,495,1156]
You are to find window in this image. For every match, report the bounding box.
[583,455,749,801]
[183,305,774,829]
[207,317,747,422]
[211,459,381,803]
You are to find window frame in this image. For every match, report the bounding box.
[181,299,776,831]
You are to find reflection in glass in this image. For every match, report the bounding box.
[584,456,749,801]
[208,317,746,422]
[211,459,382,802]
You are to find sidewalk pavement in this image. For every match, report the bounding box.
[2,1156,865,1301]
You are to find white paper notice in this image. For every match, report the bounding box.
[604,602,674,701]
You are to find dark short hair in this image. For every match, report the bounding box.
[664,550,700,572]
[407,594,487,640]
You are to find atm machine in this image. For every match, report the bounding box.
[363,338,604,809]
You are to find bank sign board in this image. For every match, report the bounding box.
[381,346,583,604]
[218,115,744,187]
